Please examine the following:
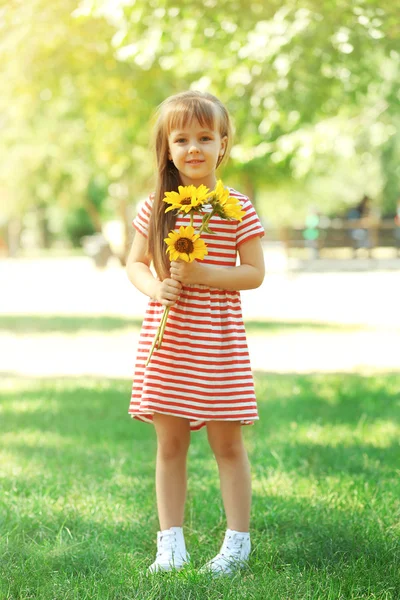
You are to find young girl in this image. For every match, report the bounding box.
[126,91,265,576]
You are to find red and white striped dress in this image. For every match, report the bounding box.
[128,188,264,431]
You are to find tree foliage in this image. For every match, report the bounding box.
[1,0,399,235]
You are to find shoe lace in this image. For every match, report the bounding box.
[221,534,246,560]
[157,530,177,557]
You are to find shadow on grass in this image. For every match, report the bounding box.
[1,373,400,597]
[0,314,364,334]
[253,370,400,428]
[1,372,399,483]
[2,470,400,599]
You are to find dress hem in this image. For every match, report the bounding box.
[129,409,258,431]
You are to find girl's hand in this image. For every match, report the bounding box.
[155,278,182,306]
[170,260,202,285]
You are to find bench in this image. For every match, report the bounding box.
[278,219,400,258]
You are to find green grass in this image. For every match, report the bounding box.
[0,373,399,599]
[0,315,364,335]
[15,248,86,259]
[0,315,144,334]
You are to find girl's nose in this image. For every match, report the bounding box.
[188,144,200,154]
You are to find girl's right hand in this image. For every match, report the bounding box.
[155,278,182,306]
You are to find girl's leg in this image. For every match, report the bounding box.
[206,420,251,531]
[153,413,191,530]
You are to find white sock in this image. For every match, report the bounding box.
[227,529,250,536]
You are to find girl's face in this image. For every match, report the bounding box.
[168,118,227,189]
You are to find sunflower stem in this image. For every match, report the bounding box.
[157,306,170,349]
[145,326,160,367]
[199,210,215,235]
[190,212,194,227]
[145,306,171,366]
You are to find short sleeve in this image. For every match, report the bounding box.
[236,197,265,247]
[132,195,153,238]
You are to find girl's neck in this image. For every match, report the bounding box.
[179,173,218,190]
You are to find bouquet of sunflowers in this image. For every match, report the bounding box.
[145,180,245,366]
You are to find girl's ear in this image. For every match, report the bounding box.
[219,135,228,156]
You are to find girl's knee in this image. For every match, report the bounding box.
[207,429,245,460]
[207,421,245,460]
[157,435,189,460]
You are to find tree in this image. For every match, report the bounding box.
[1,0,399,249]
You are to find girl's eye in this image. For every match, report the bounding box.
[176,138,186,143]
[201,136,212,141]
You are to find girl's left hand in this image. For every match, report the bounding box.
[170,259,202,285]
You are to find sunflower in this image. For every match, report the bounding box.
[210,180,246,222]
[219,195,246,221]
[163,184,211,214]
[164,226,208,262]
[213,179,231,204]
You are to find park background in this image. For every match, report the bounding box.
[1,1,400,599]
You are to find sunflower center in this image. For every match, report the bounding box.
[175,237,194,253]
[181,198,192,205]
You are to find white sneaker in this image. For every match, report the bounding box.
[199,529,251,576]
[148,527,190,573]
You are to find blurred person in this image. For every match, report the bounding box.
[125,91,265,576]
[347,195,373,256]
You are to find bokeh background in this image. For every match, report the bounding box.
[1,0,400,257]
[1,2,400,599]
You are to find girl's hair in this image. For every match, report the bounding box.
[147,90,233,280]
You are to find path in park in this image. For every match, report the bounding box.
[1,256,400,377]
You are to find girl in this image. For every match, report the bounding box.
[126,91,265,576]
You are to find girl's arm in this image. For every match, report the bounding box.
[126,231,182,306]
[170,236,265,291]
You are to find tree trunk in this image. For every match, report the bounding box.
[7,218,22,257]
[85,200,103,233]
[242,172,257,207]
[118,197,131,266]
[37,204,51,249]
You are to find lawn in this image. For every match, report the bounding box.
[0,314,364,335]
[0,373,399,599]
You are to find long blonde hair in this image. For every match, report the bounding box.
[147,91,233,280]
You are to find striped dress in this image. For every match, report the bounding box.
[128,188,264,431]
